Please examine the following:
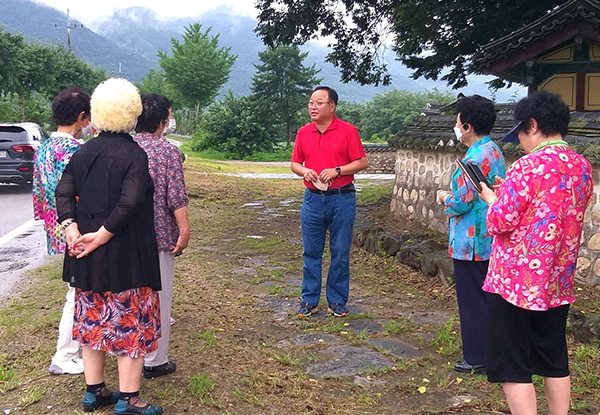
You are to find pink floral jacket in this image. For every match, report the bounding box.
[482,145,593,310]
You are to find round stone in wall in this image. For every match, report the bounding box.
[577,257,591,275]
[593,258,600,278]
[587,233,600,251]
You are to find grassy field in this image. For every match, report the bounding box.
[1,155,600,414]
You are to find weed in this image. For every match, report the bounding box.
[382,318,409,334]
[353,328,371,341]
[429,319,461,356]
[155,383,185,401]
[18,386,45,408]
[233,387,266,407]
[267,286,283,295]
[350,389,380,406]
[196,330,216,347]
[321,318,346,333]
[0,368,19,393]
[188,373,218,406]
[263,349,300,367]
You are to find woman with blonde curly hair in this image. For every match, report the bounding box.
[56,78,163,415]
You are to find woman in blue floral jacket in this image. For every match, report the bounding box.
[437,95,506,374]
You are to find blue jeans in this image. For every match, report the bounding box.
[300,187,356,306]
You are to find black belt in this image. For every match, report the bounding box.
[308,183,355,195]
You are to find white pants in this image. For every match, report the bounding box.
[51,285,81,366]
[144,251,175,367]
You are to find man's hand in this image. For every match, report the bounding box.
[303,168,318,183]
[318,168,338,184]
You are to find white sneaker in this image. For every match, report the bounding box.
[48,357,84,375]
[170,317,175,326]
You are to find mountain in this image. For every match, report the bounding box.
[0,0,155,81]
[1,0,523,102]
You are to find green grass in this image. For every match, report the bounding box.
[429,319,461,356]
[196,330,217,347]
[356,182,394,204]
[0,365,19,393]
[188,373,218,406]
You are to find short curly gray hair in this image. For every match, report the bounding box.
[91,78,142,133]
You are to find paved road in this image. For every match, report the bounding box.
[0,184,50,302]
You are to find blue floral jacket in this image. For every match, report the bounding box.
[444,136,506,261]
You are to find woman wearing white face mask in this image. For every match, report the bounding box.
[162,106,176,136]
[437,95,506,375]
[32,86,91,376]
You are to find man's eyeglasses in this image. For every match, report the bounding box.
[307,101,331,108]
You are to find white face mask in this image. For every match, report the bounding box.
[81,123,93,138]
[453,126,463,142]
[164,118,176,135]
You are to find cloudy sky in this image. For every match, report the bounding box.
[34,0,258,22]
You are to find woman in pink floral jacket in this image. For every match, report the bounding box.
[480,91,593,415]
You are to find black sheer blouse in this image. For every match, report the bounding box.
[56,132,161,293]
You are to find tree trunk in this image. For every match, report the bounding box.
[286,121,291,146]
[20,94,25,121]
[194,102,200,124]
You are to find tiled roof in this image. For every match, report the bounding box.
[399,105,600,143]
[477,0,600,67]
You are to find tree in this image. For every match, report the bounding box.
[360,89,455,140]
[136,68,167,96]
[1,29,107,120]
[159,23,237,121]
[255,0,562,89]
[0,30,27,95]
[49,47,108,97]
[251,45,322,145]
[335,100,365,132]
[193,93,279,158]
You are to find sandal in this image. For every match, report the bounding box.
[113,396,163,415]
[82,388,119,412]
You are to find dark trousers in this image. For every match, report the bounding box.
[453,259,489,365]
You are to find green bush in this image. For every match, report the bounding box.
[194,93,279,159]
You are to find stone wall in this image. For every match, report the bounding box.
[363,144,396,174]
[390,148,600,289]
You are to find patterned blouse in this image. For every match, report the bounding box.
[444,136,506,260]
[32,132,82,255]
[482,144,593,310]
[133,133,188,252]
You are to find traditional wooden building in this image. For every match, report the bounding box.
[477,0,600,111]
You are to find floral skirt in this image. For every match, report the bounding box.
[73,287,161,358]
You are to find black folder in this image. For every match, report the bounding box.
[455,159,491,193]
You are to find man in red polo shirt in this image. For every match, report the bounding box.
[291,86,368,318]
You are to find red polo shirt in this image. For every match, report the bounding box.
[291,116,366,189]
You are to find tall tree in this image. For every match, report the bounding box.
[251,45,322,145]
[159,23,237,121]
[136,68,167,96]
[49,47,108,97]
[255,0,562,89]
[0,30,27,96]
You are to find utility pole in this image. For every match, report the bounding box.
[55,9,83,51]
[112,63,128,79]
